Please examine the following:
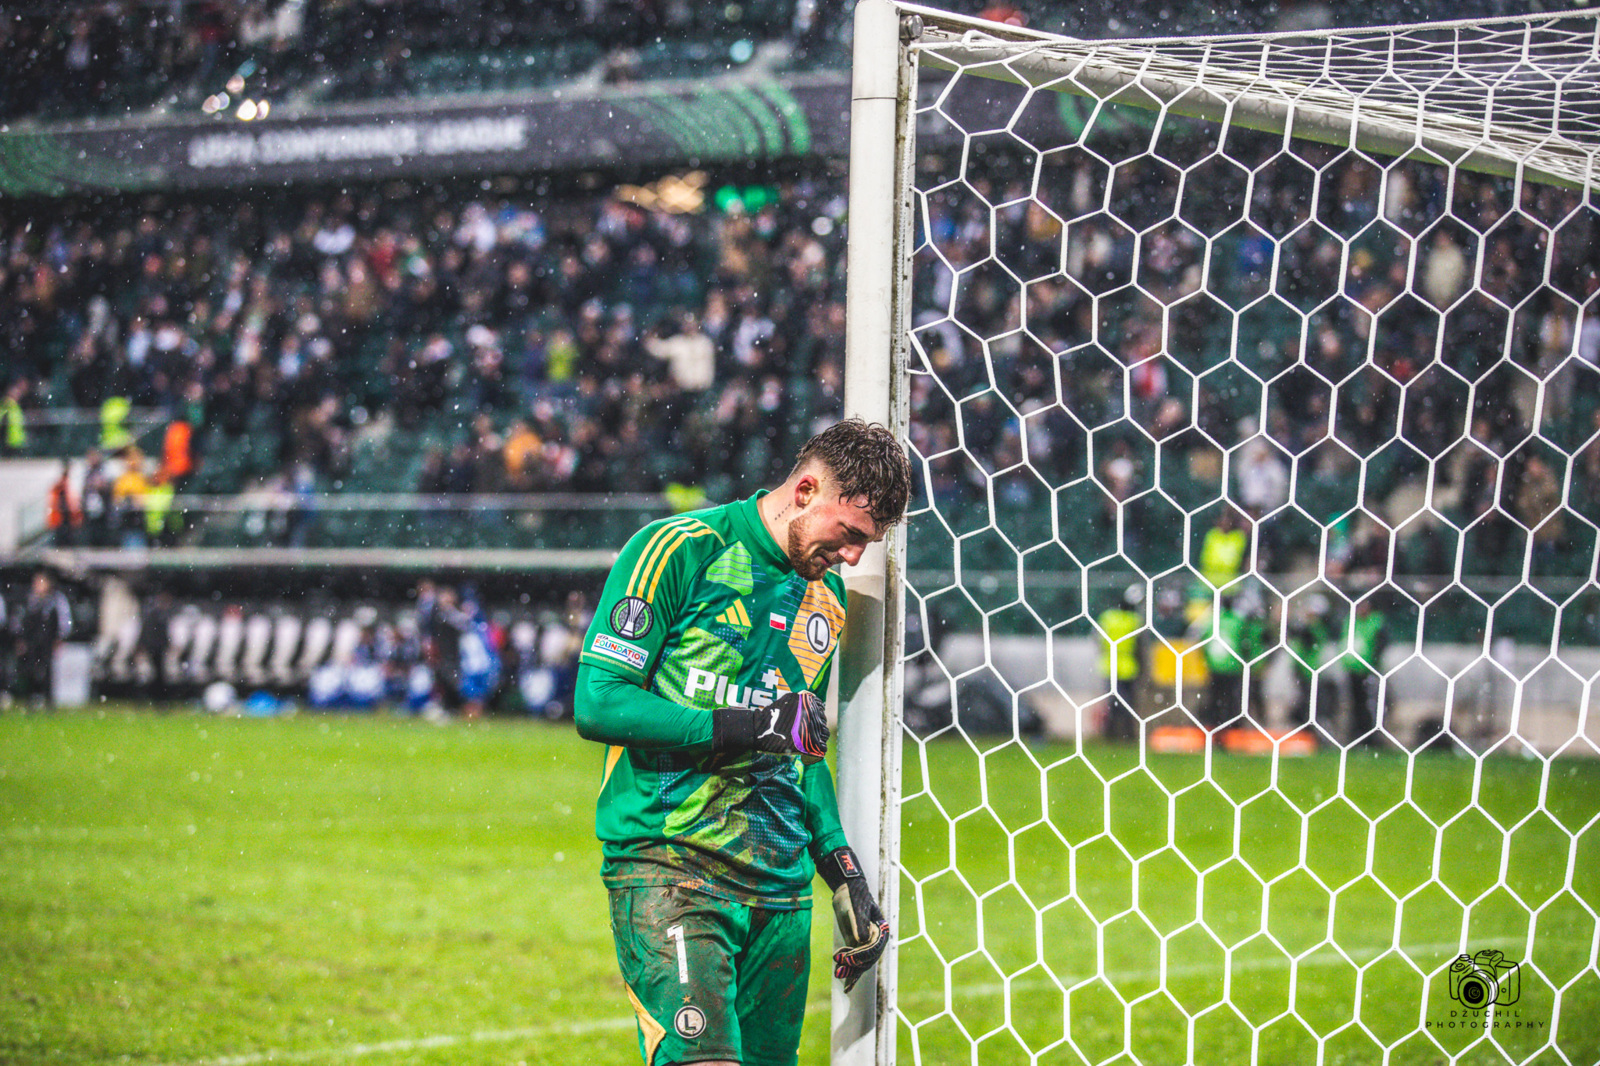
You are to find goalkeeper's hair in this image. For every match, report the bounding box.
[793,418,911,529]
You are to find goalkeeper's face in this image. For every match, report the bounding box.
[786,491,882,580]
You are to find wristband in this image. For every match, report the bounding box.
[817,846,865,892]
[711,706,754,753]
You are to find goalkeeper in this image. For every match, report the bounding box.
[575,419,911,1066]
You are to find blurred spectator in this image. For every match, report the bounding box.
[144,470,178,547]
[1338,598,1390,746]
[79,450,115,548]
[101,394,134,452]
[1514,453,1565,558]
[416,443,448,495]
[1097,585,1144,741]
[387,613,432,713]
[161,412,197,491]
[1199,507,1250,593]
[644,311,716,392]
[46,462,82,547]
[112,447,152,549]
[136,591,175,699]
[468,412,505,493]
[1421,230,1470,309]
[1334,515,1393,586]
[1191,592,1265,731]
[502,418,542,492]
[1234,423,1289,568]
[1234,423,1288,516]
[1580,407,1600,515]
[1286,593,1335,733]
[12,571,71,709]
[451,591,500,720]
[1,378,28,455]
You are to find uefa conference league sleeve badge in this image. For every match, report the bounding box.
[611,596,653,639]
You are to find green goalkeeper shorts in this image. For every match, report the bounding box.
[608,885,811,1066]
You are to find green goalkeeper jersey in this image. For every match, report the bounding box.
[578,491,850,910]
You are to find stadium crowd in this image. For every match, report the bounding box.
[0,0,830,123]
[909,149,1600,582]
[3,1,1599,731]
[4,140,1597,575]
[5,172,849,550]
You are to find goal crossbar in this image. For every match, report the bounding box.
[906,4,1600,191]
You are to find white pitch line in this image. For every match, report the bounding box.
[164,936,1526,1065]
[170,1017,638,1066]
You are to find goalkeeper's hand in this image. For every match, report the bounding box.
[818,846,890,993]
[712,690,829,762]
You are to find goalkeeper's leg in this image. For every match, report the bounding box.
[608,886,808,1066]
[732,906,811,1066]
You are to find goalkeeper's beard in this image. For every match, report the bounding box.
[786,511,834,581]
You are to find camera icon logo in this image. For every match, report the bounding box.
[1448,949,1521,1008]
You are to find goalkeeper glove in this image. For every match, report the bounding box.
[712,689,829,762]
[818,846,890,993]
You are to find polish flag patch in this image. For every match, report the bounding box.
[769,612,788,631]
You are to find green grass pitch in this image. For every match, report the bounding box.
[2,709,1597,1065]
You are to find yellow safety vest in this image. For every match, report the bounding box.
[144,480,175,538]
[101,395,133,451]
[1200,527,1246,590]
[0,396,25,450]
[1099,607,1142,682]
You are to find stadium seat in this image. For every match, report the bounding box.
[296,616,335,679]
[102,614,142,684]
[239,614,275,688]
[328,617,364,666]
[185,612,220,685]
[163,609,198,685]
[211,610,245,684]
[270,615,305,686]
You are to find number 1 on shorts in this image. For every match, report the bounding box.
[666,923,688,984]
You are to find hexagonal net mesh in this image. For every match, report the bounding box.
[865,5,1600,1064]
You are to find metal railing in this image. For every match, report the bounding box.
[21,490,682,571]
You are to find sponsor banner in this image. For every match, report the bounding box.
[0,77,851,196]
[0,70,1091,196]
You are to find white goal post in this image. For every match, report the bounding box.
[838,2,1600,1064]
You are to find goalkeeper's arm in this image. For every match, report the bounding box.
[575,662,829,760]
[803,761,890,992]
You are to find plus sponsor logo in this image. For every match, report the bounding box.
[684,666,780,708]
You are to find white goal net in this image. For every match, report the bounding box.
[836,3,1600,1064]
